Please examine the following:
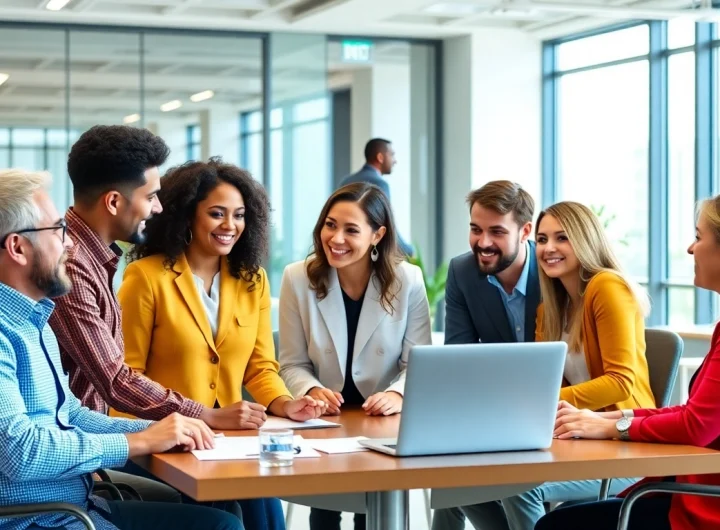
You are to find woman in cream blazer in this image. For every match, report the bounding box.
[279,182,431,530]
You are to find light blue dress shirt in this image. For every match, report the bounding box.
[487,245,530,342]
[0,282,150,530]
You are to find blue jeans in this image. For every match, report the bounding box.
[26,499,242,530]
[116,461,285,530]
[455,478,638,530]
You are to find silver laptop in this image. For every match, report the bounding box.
[359,342,567,457]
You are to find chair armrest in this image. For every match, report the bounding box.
[92,481,124,501]
[0,502,96,530]
[618,482,720,530]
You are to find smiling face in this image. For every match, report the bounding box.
[320,200,385,270]
[188,181,245,258]
[469,203,530,275]
[535,213,580,281]
[688,212,720,292]
[116,166,163,245]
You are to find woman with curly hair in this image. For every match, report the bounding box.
[117,158,327,530]
[278,182,432,530]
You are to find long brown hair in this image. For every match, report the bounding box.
[306,183,403,313]
[536,201,650,352]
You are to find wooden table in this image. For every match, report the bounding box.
[133,409,720,530]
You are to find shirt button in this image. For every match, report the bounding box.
[354,371,360,376]
[325,348,333,355]
[211,355,219,364]
[516,326,521,332]
[376,348,384,355]
[210,383,216,390]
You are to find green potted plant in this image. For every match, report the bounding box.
[407,246,448,332]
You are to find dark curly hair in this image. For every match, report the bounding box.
[127,158,269,286]
[306,182,403,314]
[68,125,170,204]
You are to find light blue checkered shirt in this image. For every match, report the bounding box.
[487,245,530,342]
[0,282,151,530]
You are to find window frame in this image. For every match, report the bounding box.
[543,21,719,326]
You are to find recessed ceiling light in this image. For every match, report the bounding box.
[423,2,481,16]
[0,73,8,87]
[46,0,72,11]
[190,90,214,103]
[160,100,182,112]
[123,113,141,124]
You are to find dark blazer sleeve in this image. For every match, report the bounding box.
[444,258,479,344]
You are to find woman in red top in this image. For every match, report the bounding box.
[535,195,720,530]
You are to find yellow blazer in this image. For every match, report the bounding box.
[536,271,655,412]
[113,253,290,416]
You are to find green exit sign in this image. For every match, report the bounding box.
[341,40,373,63]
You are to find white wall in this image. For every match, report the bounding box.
[349,63,412,245]
[442,29,542,262]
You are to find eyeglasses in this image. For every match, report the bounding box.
[0,219,67,249]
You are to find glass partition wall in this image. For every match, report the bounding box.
[0,24,440,300]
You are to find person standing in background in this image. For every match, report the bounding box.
[339,138,414,257]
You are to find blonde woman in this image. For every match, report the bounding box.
[457,201,655,530]
[536,196,720,530]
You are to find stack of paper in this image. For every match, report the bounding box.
[261,417,341,430]
[192,435,321,461]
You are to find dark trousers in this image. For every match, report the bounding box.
[26,499,242,530]
[535,495,672,530]
[116,460,285,530]
[309,507,365,530]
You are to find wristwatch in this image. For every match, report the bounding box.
[615,416,633,441]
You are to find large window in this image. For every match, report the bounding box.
[557,60,649,279]
[240,96,330,292]
[544,22,719,326]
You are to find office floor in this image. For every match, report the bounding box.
[282,490,461,530]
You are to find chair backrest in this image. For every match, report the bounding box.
[273,330,280,360]
[645,328,683,407]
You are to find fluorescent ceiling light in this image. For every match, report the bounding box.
[123,113,141,124]
[423,2,480,16]
[160,100,182,112]
[0,73,8,87]
[46,0,72,11]
[190,90,214,103]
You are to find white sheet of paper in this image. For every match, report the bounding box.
[191,435,320,461]
[261,416,341,430]
[309,437,369,454]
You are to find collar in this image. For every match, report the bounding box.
[0,282,54,327]
[66,208,123,267]
[488,243,530,297]
[363,164,382,177]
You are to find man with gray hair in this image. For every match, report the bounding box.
[0,169,243,530]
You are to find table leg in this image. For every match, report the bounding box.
[366,490,409,530]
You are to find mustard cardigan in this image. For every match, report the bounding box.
[111,253,290,417]
[536,271,655,412]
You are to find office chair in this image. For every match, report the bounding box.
[617,481,720,530]
[0,503,96,530]
[597,328,683,501]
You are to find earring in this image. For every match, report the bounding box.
[370,245,379,262]
[185,229,193,245]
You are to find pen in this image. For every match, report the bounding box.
[247,446,302,457]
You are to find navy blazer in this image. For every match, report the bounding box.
[339,165,414,257]
[444,241,540,344]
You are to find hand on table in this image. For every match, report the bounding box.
[554,408,618,440]
[283,395,328,421]
[126,413,215,456]
[307,387,343,415]
[362,391,402,416]
[200,401,267,430]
